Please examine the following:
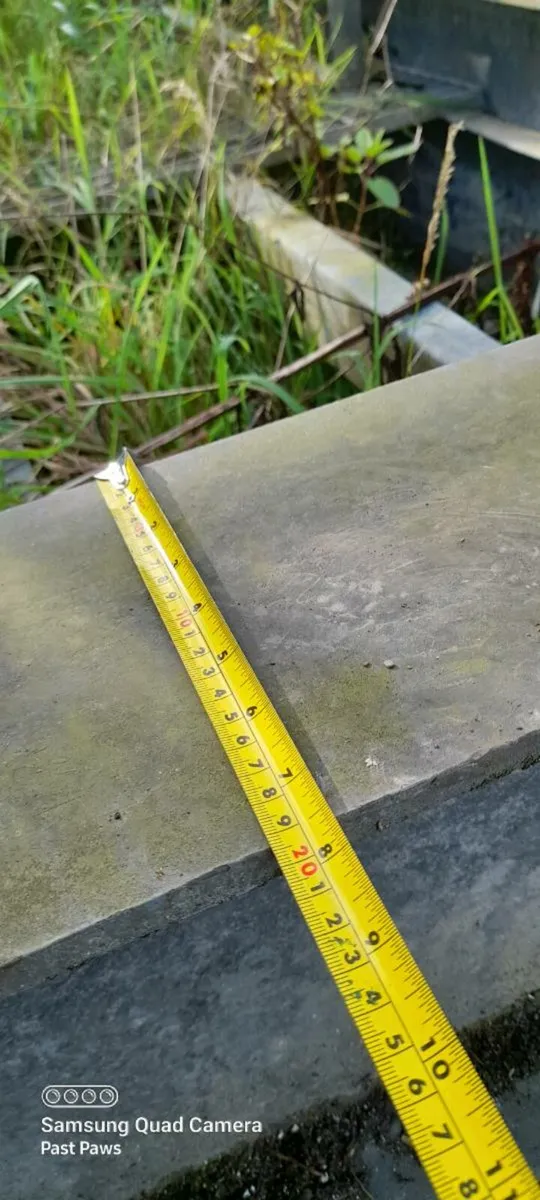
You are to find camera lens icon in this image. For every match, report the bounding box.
[42,1084,118,1109]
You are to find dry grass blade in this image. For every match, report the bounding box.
[362,0,400,92]
[5,323,367,418]
[416,121,463,294]
[368,0,400,58]
[136,396,241,457]
[53,323,369,491]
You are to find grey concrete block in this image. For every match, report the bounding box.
[2,335,540,980]
[228,177,497,377]
[363,0,540,131]
[0,764,538,1199]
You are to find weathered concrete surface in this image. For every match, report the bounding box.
[0,765,538,1199]
[363,0,540,131]
[228,176,497,376]
[446,110,540,161]
[2,336,540,977]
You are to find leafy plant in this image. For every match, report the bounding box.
[230,21,419,233]
[229,19,353,216]
[327,126,420,233]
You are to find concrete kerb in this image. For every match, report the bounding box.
[2,332,540,977]
[1,336,540,1196]
[226,175,497,377]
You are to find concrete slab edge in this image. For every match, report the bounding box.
[2,727,539,1002]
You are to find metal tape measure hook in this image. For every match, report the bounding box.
[95,447,130,491]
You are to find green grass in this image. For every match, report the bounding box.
[0,0,363,509]
[475,137,525,344]
[0,0,219,195]
[0,181,360,506]
[5,4,533,513]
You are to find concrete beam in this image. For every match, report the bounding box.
[2,336,540,987]
[445,108,540,159]
[362,0,540,131]
[227,176,497,379]
[2,337,540,1197]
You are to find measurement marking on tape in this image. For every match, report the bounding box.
[96,450,539,1200]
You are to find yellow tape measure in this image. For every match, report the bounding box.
[96,450,538,1200]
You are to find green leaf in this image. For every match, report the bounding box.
[214,334,249,356]
[475,287,500,314]
[366,175,401,209]
[0,374,120,390]
[64,68,90,182]
[0,437,73,461]
[237,373,305,414]
[354,128,373,156]
[366,134,392,159]
[0,274,40,317]
[377,140,420,165]
[325,46,356,87]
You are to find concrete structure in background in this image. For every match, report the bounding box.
[228,176,496,382]
[362,0,540,130]
[355,0,540,264]
[1,337,540,1197]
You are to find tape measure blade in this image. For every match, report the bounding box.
[97,452,539,1200]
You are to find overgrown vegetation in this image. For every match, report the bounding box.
[230,20,420,225]
[0,187,360,505]
[0,0,362,507]
[0,0,220,189]
[0,0,538,510]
